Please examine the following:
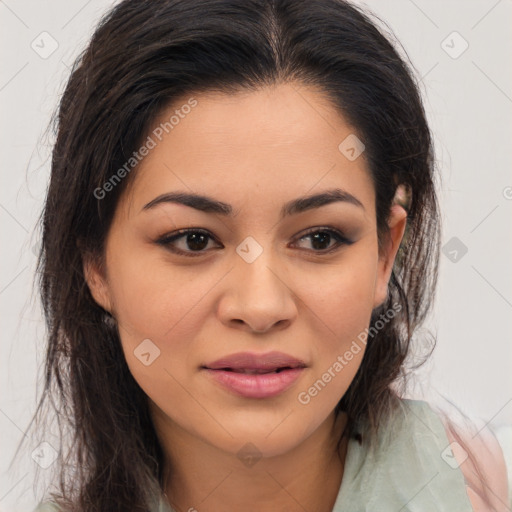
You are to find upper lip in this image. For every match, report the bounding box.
[202,351,307,371]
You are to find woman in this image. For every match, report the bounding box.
[29,0,508,510]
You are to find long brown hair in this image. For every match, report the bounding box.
[22,0,455,509]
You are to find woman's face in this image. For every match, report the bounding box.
[85,82,406,459]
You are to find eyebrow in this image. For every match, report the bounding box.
[142,188,365,219]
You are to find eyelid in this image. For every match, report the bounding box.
[155,225,353,257]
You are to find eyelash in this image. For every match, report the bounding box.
[155,227,354,258]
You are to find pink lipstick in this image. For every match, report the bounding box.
[202,351,306,399]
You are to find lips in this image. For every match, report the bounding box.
[201,352,308,398]
[202,351,307,374]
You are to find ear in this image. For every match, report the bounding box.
[373,204,408,309]
[82,251,113,313]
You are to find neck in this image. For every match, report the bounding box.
[157,411,349,512]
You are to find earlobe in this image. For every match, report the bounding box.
[82,253,112,313]
[373,204,408,309]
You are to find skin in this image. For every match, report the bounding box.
[84,82,408,512]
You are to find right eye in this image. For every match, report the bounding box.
[155,229,222,257]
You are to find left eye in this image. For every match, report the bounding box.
[293,228,353,252]
[156,227,352,257]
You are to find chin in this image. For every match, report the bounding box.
[208,420,315,461]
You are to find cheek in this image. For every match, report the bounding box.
[301,246,378,337]
[107,241,201,334]
[105,245,216,387]
[107,254,210,416]
[296,246,378,395]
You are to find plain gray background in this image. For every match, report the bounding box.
[1,0,511,510]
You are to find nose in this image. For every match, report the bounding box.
[217,251,297,334]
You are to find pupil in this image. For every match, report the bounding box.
[311,232,330,250]
[187,233,208,251]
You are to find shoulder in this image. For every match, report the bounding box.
[337,399,475,510]
[441,415,510,512]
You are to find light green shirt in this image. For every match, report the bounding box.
[34,399,473,512]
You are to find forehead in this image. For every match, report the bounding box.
[121,82,375,219]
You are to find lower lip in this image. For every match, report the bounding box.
[202,368,305,398]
